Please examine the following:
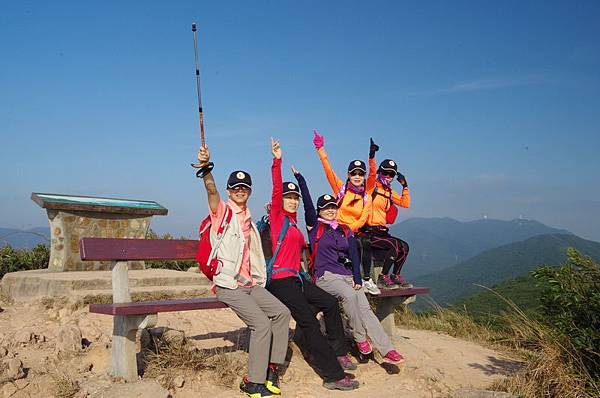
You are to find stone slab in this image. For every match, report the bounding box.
[0,269,211,301]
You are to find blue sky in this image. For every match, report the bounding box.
[1,1,599,241]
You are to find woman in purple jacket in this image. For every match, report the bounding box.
[293,166,404,364]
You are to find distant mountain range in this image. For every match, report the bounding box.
[389,217,571,279]
[411,233,600,309]
[0,227,50,249]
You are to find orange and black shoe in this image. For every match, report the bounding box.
[265,364,281,395]
[240,376,274,398]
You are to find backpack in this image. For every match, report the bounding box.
[196,206,233,280]
[256,215,273,260]
[307,222,352,282]
[372,186,398,224]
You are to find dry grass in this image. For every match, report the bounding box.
[50,371,80,398]
[143,333,246,390]
[398,289,599,398]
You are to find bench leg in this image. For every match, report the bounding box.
[374,296,415,336]
[112,313,158,381]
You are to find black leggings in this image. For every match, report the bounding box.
[359,230,410,277]
[267,276,347,382]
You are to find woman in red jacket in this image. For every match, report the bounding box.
[266,138,359,392]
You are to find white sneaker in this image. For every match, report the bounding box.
[362,279,381,295]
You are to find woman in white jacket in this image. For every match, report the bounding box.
[197,145,290,398]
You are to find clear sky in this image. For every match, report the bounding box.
[1,1,599,241]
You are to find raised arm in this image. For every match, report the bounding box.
[391,172,410,208]
[366,138,379,192]
[292,166,317,229]
[313,130,343,192]
[270,138,283,218]
[197,145,220,213]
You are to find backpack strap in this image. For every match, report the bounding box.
[308,223,327,276]
[203,205,234,262]
[372,186,393,210]
[266,216,290,286]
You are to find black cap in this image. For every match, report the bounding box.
[282,181,301,197]
[378,159,398,174]
[317,194,338,210]
[227,170,252,189]
[347,160,366,174]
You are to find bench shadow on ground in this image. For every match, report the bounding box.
[468,356,523,376]
[188,327,251,354]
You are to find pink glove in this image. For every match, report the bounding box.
[313,129,324,149]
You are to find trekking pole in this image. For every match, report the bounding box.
[191,22,208,169]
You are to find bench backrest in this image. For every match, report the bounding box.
[80,238,197,261]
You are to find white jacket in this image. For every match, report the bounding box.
[209,204,267,289]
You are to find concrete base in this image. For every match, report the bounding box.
[0,268,211,301]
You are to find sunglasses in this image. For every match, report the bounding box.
[349,170,365,177]
[380,171,396,178]
[230,186,251,193]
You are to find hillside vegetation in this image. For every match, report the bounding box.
[411,233,600,307]
[390,217,569,278]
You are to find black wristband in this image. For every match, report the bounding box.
[195,162,214,178]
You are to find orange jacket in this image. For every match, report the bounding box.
[366,157,411,226]
[317,147,372,231]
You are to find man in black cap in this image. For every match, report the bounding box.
[196,145,291,398]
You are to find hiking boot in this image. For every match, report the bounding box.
[323,375,360,391]
[240,376,274,398]
[382,349,405,364]
[356,340,373,355]
[377,274,398,290]
[362,278,382,295]
[265,364,281,395]
[337,354,357,370]
[390,274,413,289]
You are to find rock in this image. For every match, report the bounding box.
[57,325,82,352]
[452,388,517,398]
[1,383,17,397]
[173,375,185,388]
[139,329,151,350]
[4,358,25,380]
[13,379,29,389]
[14,330,32,344]
[0,347,8,358]
[78,362,93,373]
[187,266,199,273]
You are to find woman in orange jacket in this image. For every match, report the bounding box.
[312,130,381,295]
[361,145,412,290]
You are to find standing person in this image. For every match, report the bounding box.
[266,138,360,391]
[197,145,291,398]
[312,130,381,295]
[363,146,412,290]
[292,167,405,364]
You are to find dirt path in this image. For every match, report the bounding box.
[0,301,519,397]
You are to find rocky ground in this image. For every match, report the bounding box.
[0,298,520,397]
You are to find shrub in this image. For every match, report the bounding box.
[145,229,197,271]
[533,248,600,383]
[0,244,49,278]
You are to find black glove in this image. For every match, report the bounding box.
[397,172,408,188]
[369,137,379,159]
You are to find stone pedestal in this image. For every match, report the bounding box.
[31,193,167,271]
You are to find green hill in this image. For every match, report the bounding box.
[411,233,600,308]
[389,217,570,279]
[452,273,545,323]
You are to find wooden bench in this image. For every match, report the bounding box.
[80,237,429,381]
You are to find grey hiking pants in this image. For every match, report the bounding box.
[316,271,394,355]
[216,285,291,383]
